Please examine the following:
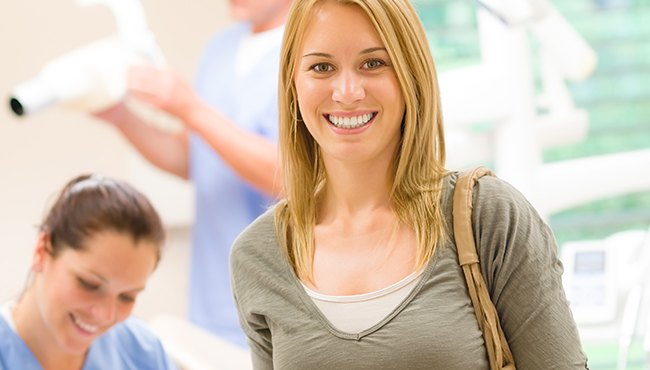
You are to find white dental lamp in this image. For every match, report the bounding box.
[8,0,164,116]
[441,0,650,220]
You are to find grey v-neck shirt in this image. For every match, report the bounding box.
[230,173,588,369]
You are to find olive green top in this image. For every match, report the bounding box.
[230,172,588,369]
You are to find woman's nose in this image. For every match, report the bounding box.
[90,296,117,324]
[332,71,365,105]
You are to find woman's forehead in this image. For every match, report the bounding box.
[299,2,383,53]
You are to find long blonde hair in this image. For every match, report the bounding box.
[276,0,447,281]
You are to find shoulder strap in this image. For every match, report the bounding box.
[453,167,516,370]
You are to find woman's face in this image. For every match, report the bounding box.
[33,230,157,355]
[294,1,405,166]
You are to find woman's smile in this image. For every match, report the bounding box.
[325,112,377,130]
[69,313,100,336]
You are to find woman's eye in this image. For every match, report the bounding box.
[311,63,333,73]
[119,294,136,303]
[77,278,99,291]
[364,59,386,69]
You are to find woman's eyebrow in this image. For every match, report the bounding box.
[302,47,387,59]
[360,47,387,54]
[302,52,333,58]
[87,270,108,283]
[85,270,147,292]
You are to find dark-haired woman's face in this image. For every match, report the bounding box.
[33,230,157,355]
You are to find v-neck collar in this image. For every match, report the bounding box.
[282,245,441,340]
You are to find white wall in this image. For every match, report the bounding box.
[0,0,230,321]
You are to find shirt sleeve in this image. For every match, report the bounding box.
[235,298,274,370]
[472,176,588,369]
[231,234,274,370]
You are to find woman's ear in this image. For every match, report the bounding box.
[32,232,50,273]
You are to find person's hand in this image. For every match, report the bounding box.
[127,65,200,120]
[92,99,131,126]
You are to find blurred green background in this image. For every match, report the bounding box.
[413,0,650,245]
[413,0,650,368]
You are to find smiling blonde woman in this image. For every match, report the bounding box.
[230,1,589,369]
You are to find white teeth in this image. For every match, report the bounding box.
[72,315,99,333]
[328,113,374,129]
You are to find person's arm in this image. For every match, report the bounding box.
[94,102,189,180]
[231,255,274,370]
[235,307,274,370]
[126,65,282,197]
[473,177,588,369]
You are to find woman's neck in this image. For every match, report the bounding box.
[319,159,393,221]
[13,290,86,370]
[311,194,416,295]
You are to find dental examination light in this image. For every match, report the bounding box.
[8,0,164,116]
[476,0,597,81]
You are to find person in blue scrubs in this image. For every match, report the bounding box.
[93,0,293,347]
[0,175,176,370]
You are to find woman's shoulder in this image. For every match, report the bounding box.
[230,205,288,285]
[0,313,30,367]
[441,169,544,242]
[445,169,534,212]
[232,206,277,250]
[231,206,281,269]
[473,172,539,221]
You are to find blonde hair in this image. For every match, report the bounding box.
[276,0,447,281]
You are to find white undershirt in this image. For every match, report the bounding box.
[234,25,285,77]
[1,301,17,333]
[302,270,424,333]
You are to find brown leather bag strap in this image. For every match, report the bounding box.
[453,167,516,370]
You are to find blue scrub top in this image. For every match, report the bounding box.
[188,22,282,347]
[0,316,177,370]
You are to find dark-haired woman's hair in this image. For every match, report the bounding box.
[40,174,165,264]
